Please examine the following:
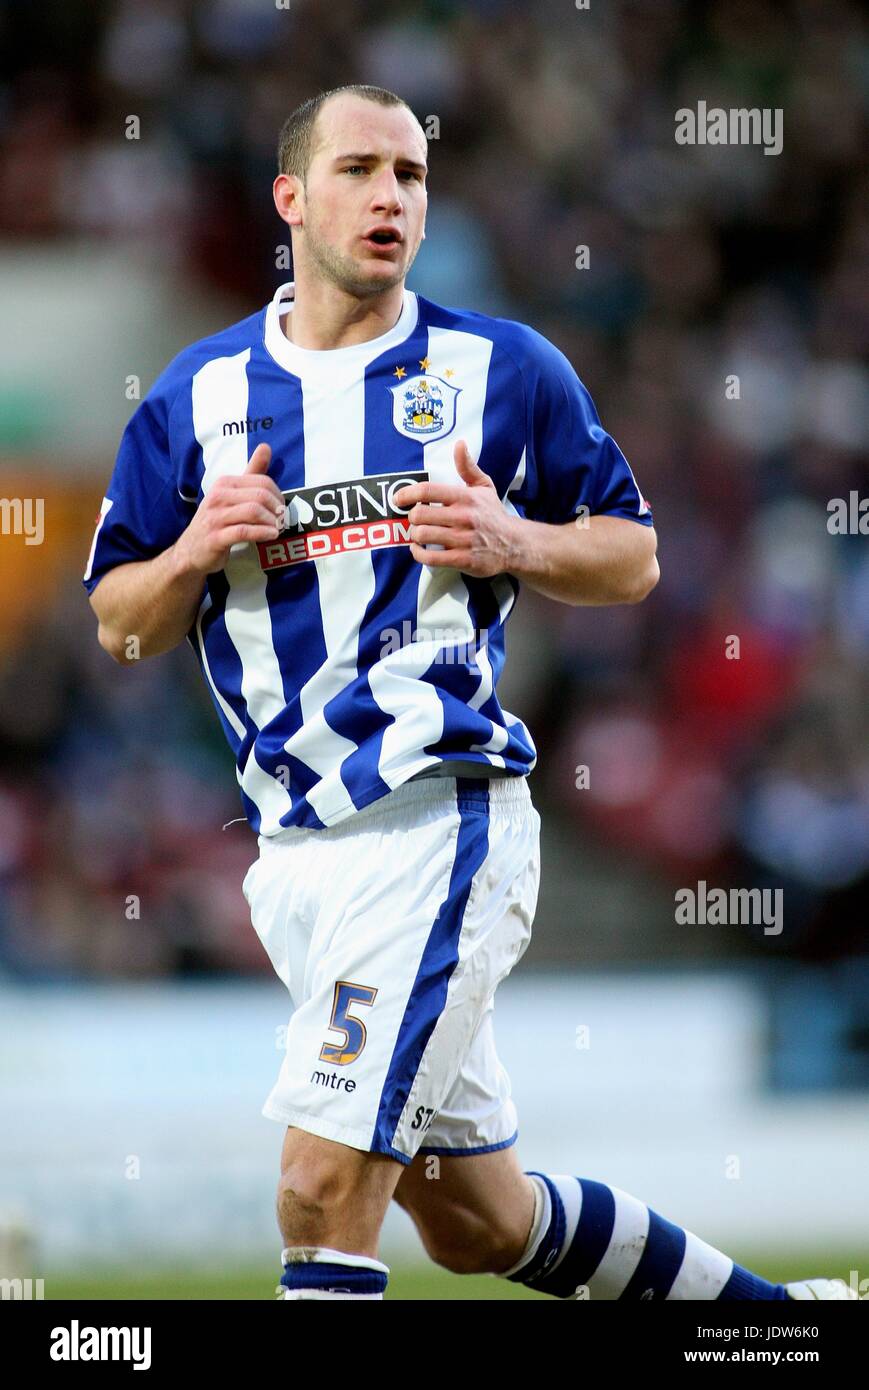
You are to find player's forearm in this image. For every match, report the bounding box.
[89,543,206,663]
[508,514,660,606]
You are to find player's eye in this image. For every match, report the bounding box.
[344,165,367,175]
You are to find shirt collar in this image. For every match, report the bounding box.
[263,280,419,376]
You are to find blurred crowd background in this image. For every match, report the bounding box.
[0,0,866,1002]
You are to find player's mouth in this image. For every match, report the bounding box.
[361,226,404,255]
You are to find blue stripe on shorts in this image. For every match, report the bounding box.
[371,778,492,1157]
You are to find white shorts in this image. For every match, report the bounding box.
[242,774,541,1165]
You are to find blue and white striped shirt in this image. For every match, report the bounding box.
[84,280,653,833]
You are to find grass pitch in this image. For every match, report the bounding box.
[45,1251,868,1301]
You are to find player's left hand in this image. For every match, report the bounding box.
[393,441,522,579]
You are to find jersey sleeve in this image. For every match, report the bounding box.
[82,387,192,594]
[521,333,653,528]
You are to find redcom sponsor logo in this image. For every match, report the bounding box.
[258,470,426,571]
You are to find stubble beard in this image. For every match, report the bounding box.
[301,208,420,299]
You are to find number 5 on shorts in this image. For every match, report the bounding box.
[319,980,378,1065]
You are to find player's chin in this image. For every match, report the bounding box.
[354,250,410,285]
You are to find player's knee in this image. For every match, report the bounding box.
[277,1153,355,1238]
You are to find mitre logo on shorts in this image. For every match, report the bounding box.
[257,470,428,571]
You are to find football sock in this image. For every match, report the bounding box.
[279,1246,389,1300]
[497,1173,789,1300]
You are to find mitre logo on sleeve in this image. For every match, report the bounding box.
[389,374,460,441]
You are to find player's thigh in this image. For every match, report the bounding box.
[393,1142,532,1245]
[258,781,536,1168]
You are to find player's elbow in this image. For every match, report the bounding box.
[597,523,659,605]
[623,552,660,604]
[90,582,139,663]
[96,621,131,664]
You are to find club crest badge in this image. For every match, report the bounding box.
[389,374,460,442]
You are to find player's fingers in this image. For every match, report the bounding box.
[245,442,272,475]
[409,542,468,569]
[409,525,474,547]
[212,501,283,530]
[454,439,475,472]
[452,438,492,483]
[394,482,466,508]
[216,475,286,508]
[211,486,285,518]
[406,503,470,527]
[215,522,282,548]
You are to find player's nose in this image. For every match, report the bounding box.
[369,169,404,214]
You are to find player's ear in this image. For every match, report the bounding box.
[274,173,304,228]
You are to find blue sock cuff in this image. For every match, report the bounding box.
[507,1170,566,1285]
[280,1262,388,1295]
[718,1263,789,1301]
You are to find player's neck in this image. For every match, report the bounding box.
[282,275,406,351]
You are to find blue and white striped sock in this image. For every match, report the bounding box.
[279,1247,389,1300]
[499,1173,788,1300]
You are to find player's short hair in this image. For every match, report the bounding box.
[277,85,418,183]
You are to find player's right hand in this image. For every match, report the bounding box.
[172,443,286,576]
